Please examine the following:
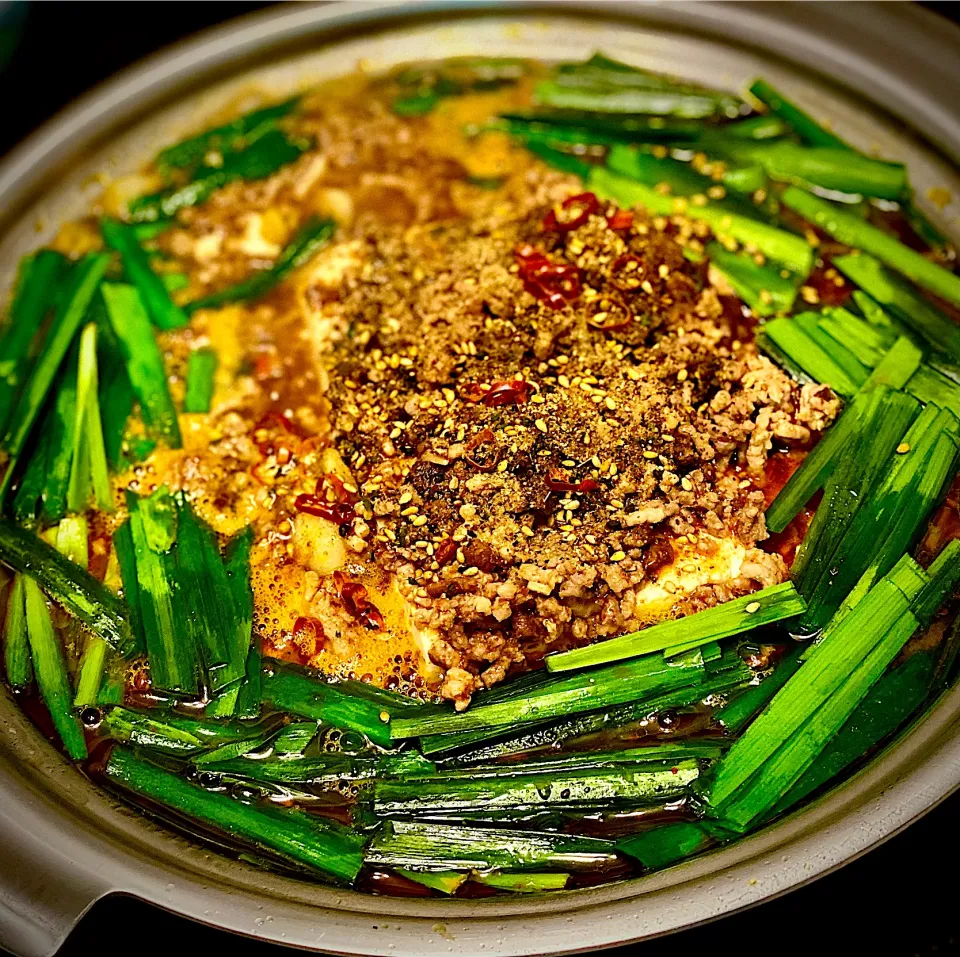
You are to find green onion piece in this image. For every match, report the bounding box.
[794,311,872,388]
[112,519,146,655]
[106,746,364,882]
[186,217,336,313]
[547,582,803,672]
[0,517,134,655]
[95,307,136,468]
[535,80,737,120]
[365,820,616,872]
[831,252,960,360]
[131,130,309,224]
[747,79,848,149]
[798,403,956,629]
[3,574,30,688]
[395,869,467,894]
[270,721,319,755]
[74,635,109,709]
[717,141,906,199]
[12,410,52,527]
[160,272,189,293]
[101,220,189,331]
[156,96,301,172]
[260,665,399,748]
[617,821,715,871]
[759,316,861,396]
[913,539,960,627]
[0,250,68,435]
[22,575,87,759]
[817,306,894,368]
[204,753,379,786]
[101,282,182,448]
[221,527,259,718]
[780,188,960,310]
[705,243,799,316]
[606,146,767,222]
[427,663,751,763]
[183,348,218,413]
[474,872,570,893]
[492,112,703,147]
[126,488,199,696]
[522,140,593,179]
[35,357,80,524]
[791,387,921,596]
[0,254,110,499]
[906,363,960,408]
[393,651,704,739]
[770,649,936,818]
[373,759,700,817]
[862,335,924,392]
[66,323,113,512]
[589,168,813,275]
[704,573,918,825]
[99,705,259,753]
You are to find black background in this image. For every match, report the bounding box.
[1,3,959,956]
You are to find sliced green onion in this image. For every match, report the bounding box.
[914,539,960,626]
[781,188,960,310]
[547,582,803,672]
[23,575,87,759]
[831,252,960,360]
[706,243,799,316]
[0,517,134,655]
[106,746,364,882]
[101,220,189,331]
[589,167,814,275]
[395,870,467,894]
[618,821,716,871]
[474,872,570,893]
[365,820,616,872]
[817,307,894,368]
[747,79,848,149]
[3,574,30,688]
[101,282,181,448]
[183,348,218,413]
[186,217,336,313]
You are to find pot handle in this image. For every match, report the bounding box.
[0,763,114,957]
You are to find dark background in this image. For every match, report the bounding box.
[1,3,958,955]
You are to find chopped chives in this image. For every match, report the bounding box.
[0,250,68,435]
[618,821,716,871]
[781,189,960,310]
[393,651,704,738]
[757,316,861,396]
[23,575,87,760]
[862,335,924,392]
[716,644,804,734]
[817,307,894,368]
[832,252,960,361]
[705,243,799,316]
[395,870,467,894]
[0,254,110,498]
[186,217,336,313]
[906,363,960,408]
[101,282,182,448]
[183,348,218,413]
[0,517,134,655]
[589,168,813,275]
[101,220,189,331]
[747,79,848,149]
[106,746,365,882]
[3,574,30,688]
[547,582,804,671]
[474,872,570,893]
[365,820,616,872]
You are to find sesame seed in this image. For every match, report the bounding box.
[398,492,413,505]
[379,711,390,723]
[896,442,911,454]
[535,418,548,433]
[412,515,428,527]
[463,566,480,577]
[745,601,761,614]
[610,550,626,562]
[677,369,688,382]
[643,450,659,460]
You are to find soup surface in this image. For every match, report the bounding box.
[0,53,958,896]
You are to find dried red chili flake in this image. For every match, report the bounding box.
[545,468,601,494]
[292,616,327,653]
[333,571,385,630]
[606,208,634,231]
[295,473,358,524]
[253,410,302,457]
[524,279,568,310]
[542,192,599,233]
[514,245,582,310]
[585,294,633,332]
[465,428,500,472]
[435,538,457,566]
[610,254,647,293]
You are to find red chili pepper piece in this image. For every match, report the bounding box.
[545,469,602,493]
[460,379,533,407]
[295,496,355,524]
[333,571,385,630]
[524,279,568,310]
[465,428,500,472]
[585,293,633,332]
[292,616,327,653]
[542,192,599,233]
[606,208,634,231]
[610,254,647,293]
